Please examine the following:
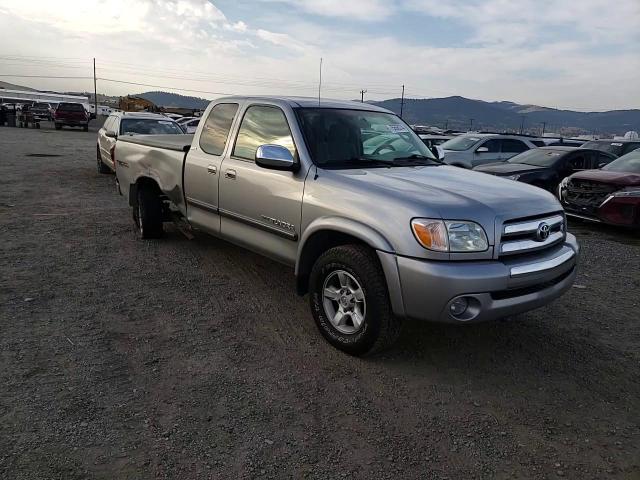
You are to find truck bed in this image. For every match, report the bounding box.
[117,134,194,152]
[115,134,193,214]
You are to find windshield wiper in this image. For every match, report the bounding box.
[391,154,443,165]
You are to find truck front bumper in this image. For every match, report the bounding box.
[379,234,579,323]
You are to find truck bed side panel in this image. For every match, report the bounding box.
[115,138,188,214]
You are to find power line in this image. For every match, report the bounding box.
[97,77,234,96]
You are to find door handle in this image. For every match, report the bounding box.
[207,165,217,175]
[225,169,237,179]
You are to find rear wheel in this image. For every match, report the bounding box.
[96,146,110,174]
[83,124,89,132]
[133,186,164,239]
[309,245,402,356]
[55,123,61,130]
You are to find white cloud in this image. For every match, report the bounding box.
[259,0,393,21]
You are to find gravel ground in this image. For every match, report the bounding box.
[1,124,639,480]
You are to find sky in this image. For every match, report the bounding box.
[0,0,638,111]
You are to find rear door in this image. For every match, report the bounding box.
[218,103,305,265]
[183,102,240,234]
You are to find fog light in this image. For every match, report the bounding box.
[449,297,469,317]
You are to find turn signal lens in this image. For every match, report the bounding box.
[411,219,448,252]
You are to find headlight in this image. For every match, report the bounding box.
[559,177,570,188]
[506,174,521,181]
[611,187,640,198]
[411,219,489,252]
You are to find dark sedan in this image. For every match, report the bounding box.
[559,150,640,228]
[473,147,616,193]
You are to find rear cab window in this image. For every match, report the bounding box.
[200,103,239,156]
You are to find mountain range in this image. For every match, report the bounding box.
[136,91,638,136]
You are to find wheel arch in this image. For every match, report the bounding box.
[128,175,163,207]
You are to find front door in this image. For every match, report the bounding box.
[218,103,306,265]
[183,102,239,234]
[472,138,502,167]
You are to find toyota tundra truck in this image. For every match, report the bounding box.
[113,96,579,356]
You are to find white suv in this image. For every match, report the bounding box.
[441,134,538,168]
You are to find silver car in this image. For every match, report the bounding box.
[442,134,538,168]
[96,112,184,173]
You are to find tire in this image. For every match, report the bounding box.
[55,123,61,130]
[309,244,402,356]
[96,146,110,174]
[83,125,88,132]
[36,123,40,129]
[134,186,164,239]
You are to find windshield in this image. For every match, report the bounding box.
[602,151,640,173]
[507,149,564,167]
[120,118,183,135]
[441,135,483,151]
[296,108,437,168]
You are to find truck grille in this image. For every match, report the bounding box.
[563,179,618,215]
[499,213,565,257]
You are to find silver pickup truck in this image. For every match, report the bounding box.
[114,96,579,356]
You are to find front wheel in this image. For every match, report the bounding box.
[96,146,111,174]
[309,245,402,356]
[55,123,61,130]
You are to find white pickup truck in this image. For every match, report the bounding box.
[113,96,579,355]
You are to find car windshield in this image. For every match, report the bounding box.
[34,103,50,109]
[507,149,564,167]
[120,118,183,135]
[602,151,640,173]
[296,108,437,168]
[441,135,482,151]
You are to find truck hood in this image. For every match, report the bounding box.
[326,165,561,221]
[569,169,640,187]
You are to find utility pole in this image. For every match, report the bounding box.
[360,89,367,103]
[541,121,546,136]
[519,115,525,134]
[469,118,474,131]
[400,85,405,118]
[444,119,448,130]
[93,57,98,118]
[318,58,323,106]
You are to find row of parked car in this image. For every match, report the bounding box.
[414,132,640,229]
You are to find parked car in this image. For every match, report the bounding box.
[181,118,201,134]
[559,149,640,227]
[17,104,43,129]
[474,147,616,192]
[580,139,640,157]
[54,102,89,131]
[96,112,184,173]
[176,116,197,125]
[441,134,538,168]
[418,134,453,159]
[112,96,578,356]
[531,137,585,148]
[31,102,53,121]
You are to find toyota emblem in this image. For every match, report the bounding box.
[536,222,550,241]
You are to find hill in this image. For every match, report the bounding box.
[0,80,37,91]
[137,91,210,109]
[371,96,640,136]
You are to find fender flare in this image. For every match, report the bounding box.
[128,172,163,207]
[295,216,394,275]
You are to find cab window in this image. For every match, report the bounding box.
[501,139,529,153]
[233,105,296,161]
[200,103,239,156]
[479,139,501,153]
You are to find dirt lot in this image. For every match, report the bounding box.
[1,123,639,480]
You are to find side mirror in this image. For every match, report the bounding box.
[105,130,117,139]
[476,146,489,153]
[255,144,296,171]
